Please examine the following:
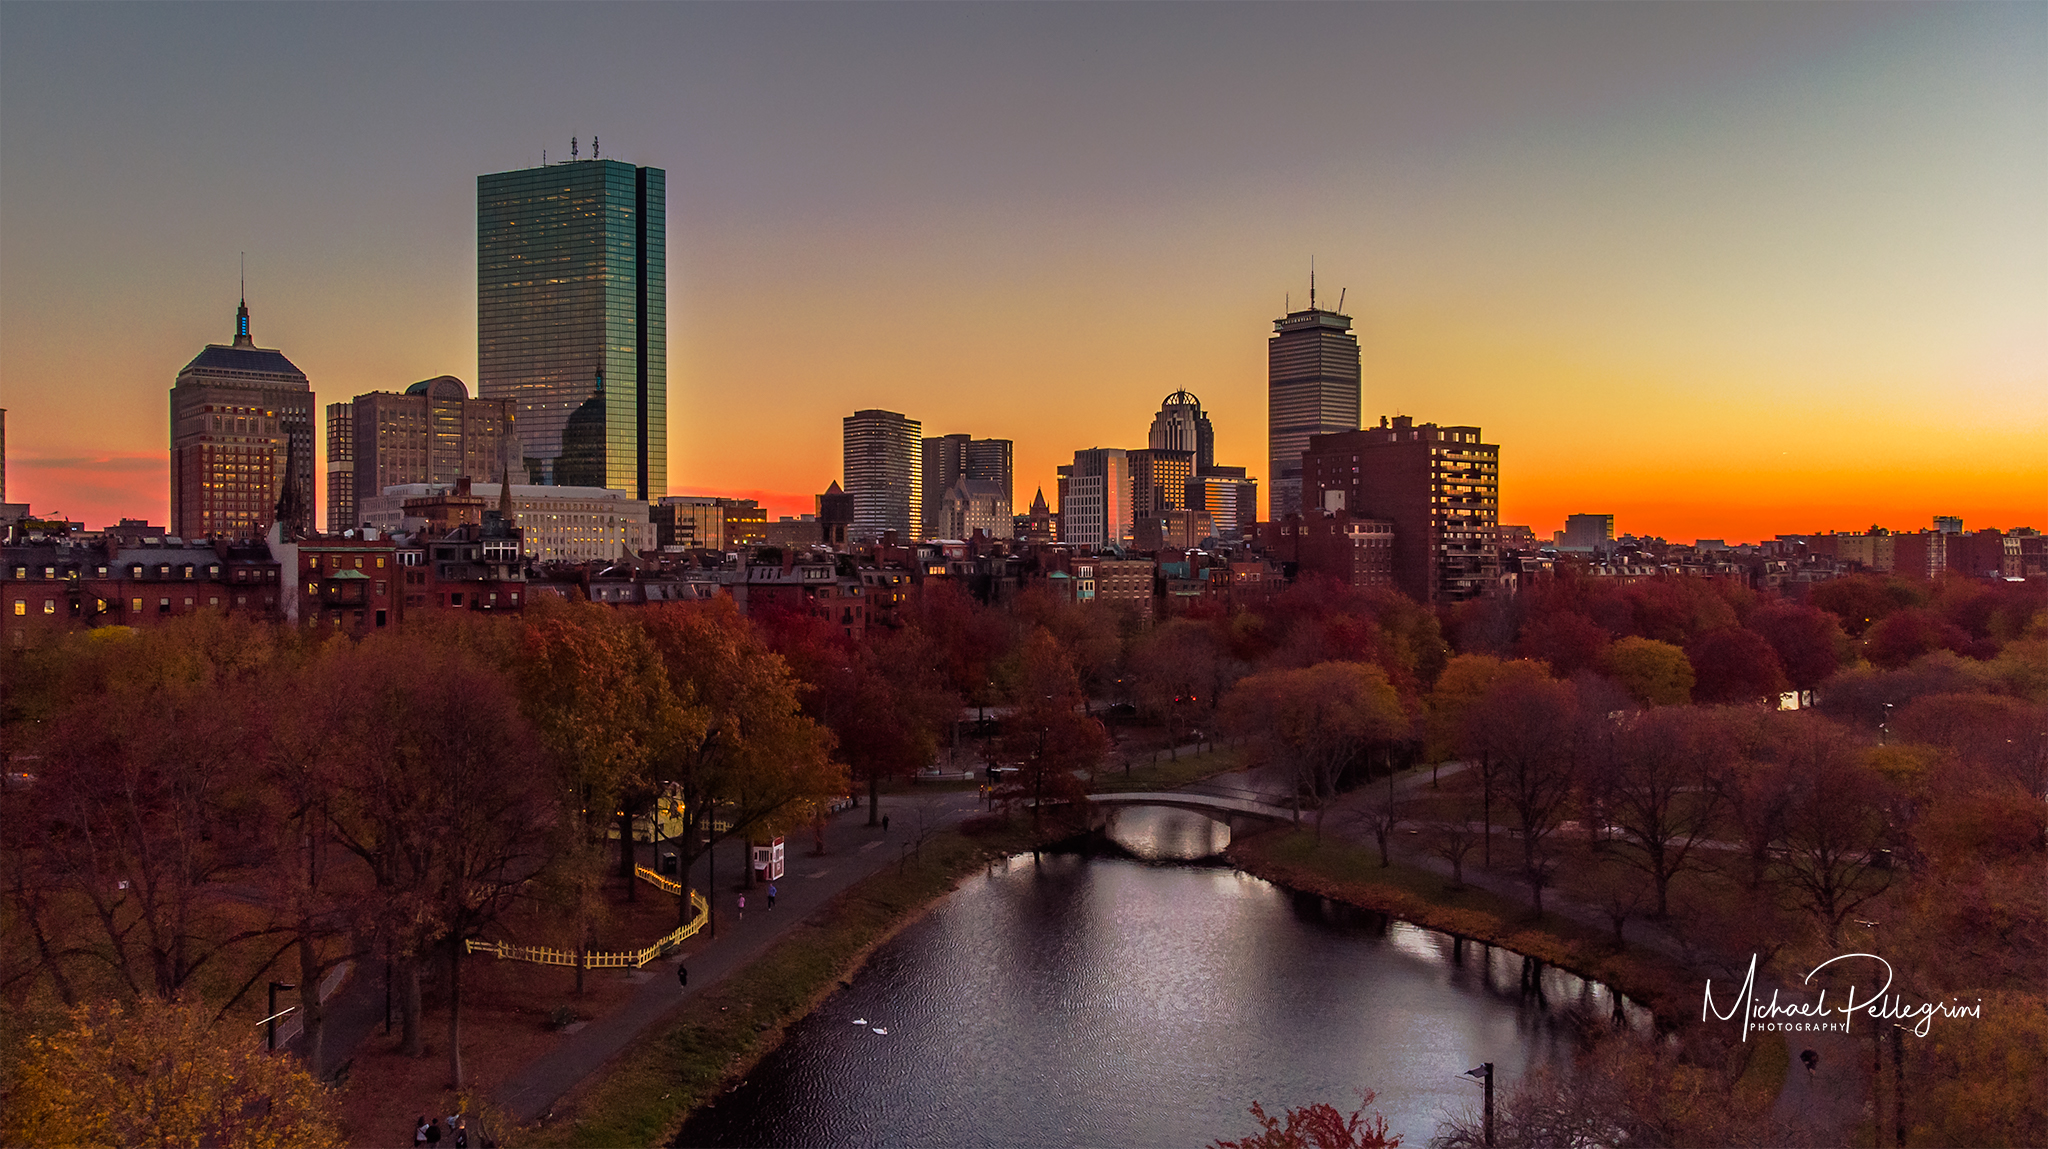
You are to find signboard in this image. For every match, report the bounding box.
[751,836,785,882]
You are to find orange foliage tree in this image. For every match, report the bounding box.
[1,996,342,1148]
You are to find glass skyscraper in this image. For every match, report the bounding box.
[478,159,665,499]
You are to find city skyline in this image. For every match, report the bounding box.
[2,4,2042,539]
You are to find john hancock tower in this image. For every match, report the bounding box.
[478,151,665,498]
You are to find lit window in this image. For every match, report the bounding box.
[10,602,21,616]
[43,600,55,615]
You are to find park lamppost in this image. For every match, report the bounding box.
[1461,1062,1494,1147]
[1880,702,1894,746]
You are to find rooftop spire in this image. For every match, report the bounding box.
[234,253,253,346]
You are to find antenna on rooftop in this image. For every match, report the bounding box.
[571,137,579,161]
[593,135,599,159]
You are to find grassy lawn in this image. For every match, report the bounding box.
[531,812,1058,1148]
[1090,743,1247,793]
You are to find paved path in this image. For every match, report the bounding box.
[491,788,988,1124]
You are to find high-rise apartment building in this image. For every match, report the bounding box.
[1148,389,1215,473]
[1061,448,1131,550]
[1303,415,1499,604]
[845,409,922,541]
[170,300,315,540]
[478,158,665,498]
[325,377,515,534]
[1268,288,1361,520]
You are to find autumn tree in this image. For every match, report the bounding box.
[1000,628,1109,826]
[1225,661,1408,840]
[317,634,558,1085]
[516,597,675,888]
[1,996,342,1148]
[1684,627,1787,705]
[1011,587,1125,712]
[1514,610,1611,678]
[1448,658,1556,866]
[1128,617,1235,747]
[763,606,956,825]
[1601,636,1693,706]
[13,617,297,1001]
[1746,600,1850,690]
[1863,606,1981,669]
[642,599,845,890]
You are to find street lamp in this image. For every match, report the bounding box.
[1460,1062,1494,1147]
[1880,702,1894,746]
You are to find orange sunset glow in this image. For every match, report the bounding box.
[1,4,2041,540]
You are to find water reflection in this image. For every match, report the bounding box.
[1103,804,1231,861]
[677,854,1648,1149]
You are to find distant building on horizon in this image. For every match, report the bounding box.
[325,377,515,535]
[1148,389,1215,473]
[922,433,1013,538]
[1129,448,1194,549]
[364,481,649,563]
[1303,415,1499,605]
[1268,281,1361,520]
[478,157,665,499]
[1061,448,1131,549]
[845,409,922,541]
[1556,514,1615,553]
[170,299,316,541]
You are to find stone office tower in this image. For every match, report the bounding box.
[478,155,665,498]
[169,298,315,540]
[1268,275,1360,520]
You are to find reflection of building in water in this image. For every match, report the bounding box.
[1104,805,1231,862]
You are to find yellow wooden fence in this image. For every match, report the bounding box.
[466,867,709,970]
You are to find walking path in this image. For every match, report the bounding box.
[491,788,988,1124]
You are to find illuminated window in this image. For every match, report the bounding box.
[43,600,55,615]
[10,601,21,616]
[130,598,142,612]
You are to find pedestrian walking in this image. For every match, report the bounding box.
[767,882,777,909]
[415,1117,430,1146]
[451,1119,469,1149]
[883,814,890,832]
[426,1117,444,1146]
[737,893,745,921]
[677,963,688,989]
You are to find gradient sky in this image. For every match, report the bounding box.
[2,3,2042,541]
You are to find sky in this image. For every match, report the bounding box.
[2,3,2043,542]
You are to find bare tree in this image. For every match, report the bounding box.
[1466,676,1581,914]
[1594,707,1731,916]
